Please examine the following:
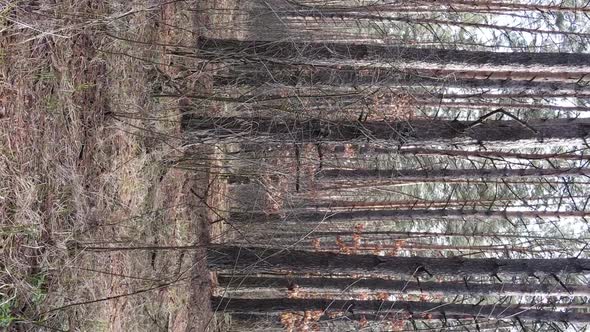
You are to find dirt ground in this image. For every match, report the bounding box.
[0,1,225,331]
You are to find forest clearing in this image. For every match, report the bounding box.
[2,0,590,331]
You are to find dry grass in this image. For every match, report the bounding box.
[1,1,213,330]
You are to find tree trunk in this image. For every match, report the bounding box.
[286,0,590,13]
[231,209,590,224]
[412,90,590,99]
[208,246,590,277]
[317,178,590,189]
[224,311,517,331]
[197,37,590,71]
[215,64,590,92]
[230,167,590,186]
[414,100,590,112]
[212,297,590,322]
[308,241,563,254]
[228,232,569,254]
[161,91,590,115]
[351,146,590,161]
[317,167,590,183]
[181,116,590,146]
[159,91,590,109]
[236,229,588,243]
[279,11,590,40]
[217,275,590,297]
[224,224,587,251]
[308,195,586,210]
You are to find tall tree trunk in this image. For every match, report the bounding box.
[227,230,569,254]
[316,178,590,190]
[287,0,590,13]
[414,100,590,112]
[215,64,590,92]
[161,89,590,104]
[231,209,590,224]
[196,37,590,86]
[413,90,590,99]
[348,146,590,161]
[236,229,588,243]
[212,297,590,322]
[224,224,586,251]
[308,195,586,210]
[217,275,590,297]
[318,167,590,183]
[208,246,590,277]
[279,11,590,40]
[182,116,590,146]
[305,243,566,255]
[162,90,590,115]
[230,167,590,186]
[197,37,590,71]
[224,311,518,331]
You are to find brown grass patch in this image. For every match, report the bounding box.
[1,1,213,330]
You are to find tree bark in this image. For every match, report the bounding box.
[215,64,590,91]
[287,0,590,13]
[229,167,590,186]
[217,275,590,297]
[224,311,516,331]
[414,100,590,112]
[412,90,590,99]
[197,37,590,70]
[182,116,590,146]
[279,11,590,40]
[162,91,590,114]
[208,246,590,277]
[308,195,586,210]
[351,146,590,161]
[303,243,566,255]
[236,229,588,243]
[212,297,590,322]
[231,209,590,224]
[318,167,590,183]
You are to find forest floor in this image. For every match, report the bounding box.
[0,1,223,331]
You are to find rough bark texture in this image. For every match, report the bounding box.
[231,209,590,224]
[284,0,590,13]
[356,146,590,161]
[318,167,590,182]
[212,297,590,322]
[197,37,590,68]
[414,100,590,112]
[182,116,590,145]
[280,12,590,40]
[208,246,590,276]
[217,275,590,297]
[215,65,590,91]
